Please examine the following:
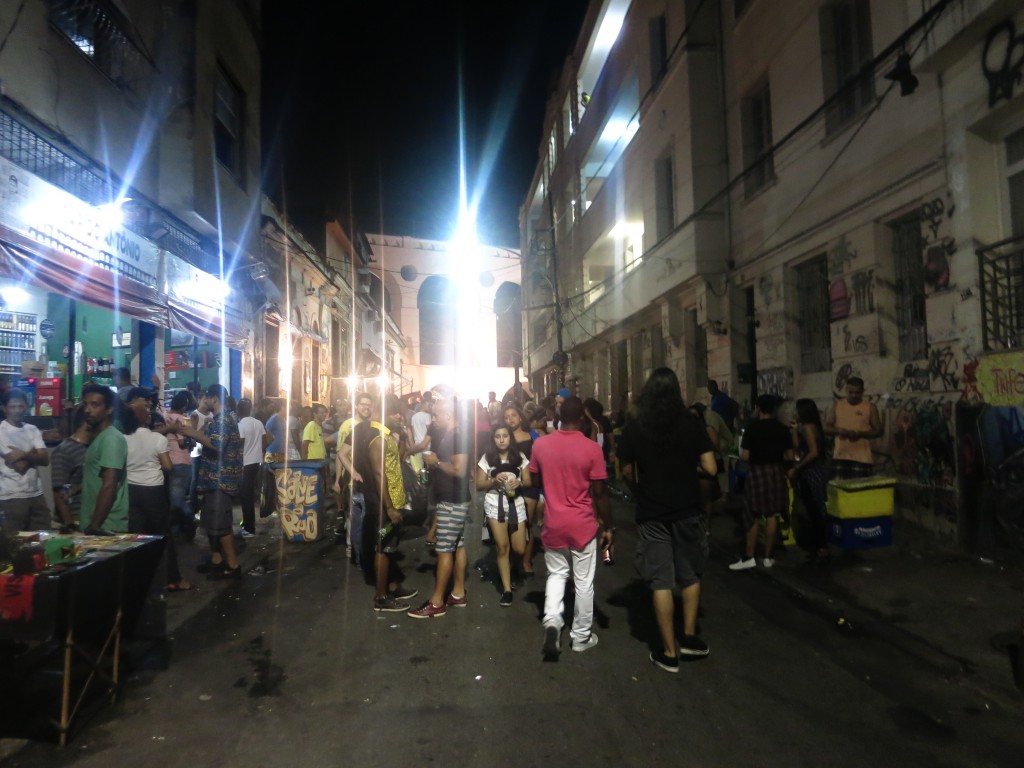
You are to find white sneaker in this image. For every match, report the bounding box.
[729,557,756,571]
[571,633,599,652]
[240,529,256,539]
[762,557,774,568]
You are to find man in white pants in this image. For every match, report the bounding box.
[528,396,613,658]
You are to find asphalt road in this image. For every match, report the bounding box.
[4,497,1021,768]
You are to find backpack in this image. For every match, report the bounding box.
[400,461,429,526]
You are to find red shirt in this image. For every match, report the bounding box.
[529,430,607,550]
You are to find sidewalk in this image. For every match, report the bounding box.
[0,503,337,760]
[707,495,1024,710]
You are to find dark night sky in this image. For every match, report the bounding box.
[261,1,589,249]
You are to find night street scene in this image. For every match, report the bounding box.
[1,0,1024,766]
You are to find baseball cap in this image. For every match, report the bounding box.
[557,387,571,398]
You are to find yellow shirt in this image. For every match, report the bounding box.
[302,420,326,460]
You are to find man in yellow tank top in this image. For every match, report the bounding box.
[824,377,883,478]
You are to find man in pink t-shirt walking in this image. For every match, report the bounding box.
[529,396,613,658]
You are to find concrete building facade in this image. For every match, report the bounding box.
[520,0,1024,548]
[365,234,522,403]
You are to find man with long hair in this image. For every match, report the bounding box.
[618,368,717,673]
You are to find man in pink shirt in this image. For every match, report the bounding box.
[529,396,613,658]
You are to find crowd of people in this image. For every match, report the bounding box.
[0,368,884,673]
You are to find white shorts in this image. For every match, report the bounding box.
[483,493,527,524]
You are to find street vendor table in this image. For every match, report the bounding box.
[0,534,165,745]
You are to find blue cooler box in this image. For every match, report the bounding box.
[827,515,892,550]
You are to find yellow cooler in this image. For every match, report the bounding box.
[826,476,896,519]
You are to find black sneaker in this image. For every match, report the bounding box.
[542,625,560,658]
[679,634,709,657]
[650,651,680,673]
[207,564,241,580]
[390,585,419,601]
[374,596,410,612]
[499,590,513,607]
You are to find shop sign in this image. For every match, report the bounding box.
[165,253,244,320]
[39,318,55,339]
[164,350,192,371]
[975,351,1024,405]
[0,157,161,289]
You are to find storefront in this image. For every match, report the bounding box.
[0,156,251,415]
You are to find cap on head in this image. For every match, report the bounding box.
[557,387,571,399]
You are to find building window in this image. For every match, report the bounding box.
[649,15,668,89]
[418,276,457,366]
[48,0,150,88]
[654,153,674,243]
[819,0,875,136]
[741,82,775,198]
[215,65,245,181]
[796,256,831,373]
[891,215,928,361]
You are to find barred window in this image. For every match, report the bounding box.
[891,215,928,361]
[48,0,151,88]
[796,256,831,373]
[978,239,1024,351]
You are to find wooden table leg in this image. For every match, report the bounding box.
[59,626,73,748]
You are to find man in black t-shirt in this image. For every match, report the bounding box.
[618,368,718,673]
[408,397,472,619]
[729,395,793,571]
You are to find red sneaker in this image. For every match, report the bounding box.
[445,593,468,608]
[407,600,447,619]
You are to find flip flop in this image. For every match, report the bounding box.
[166,582,197,592]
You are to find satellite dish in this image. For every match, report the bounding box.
[400,265,418,281]
[479,272,494,288]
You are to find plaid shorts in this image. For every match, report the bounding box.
[743,463,789,526]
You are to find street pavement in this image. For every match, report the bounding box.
[2,488,1022,767]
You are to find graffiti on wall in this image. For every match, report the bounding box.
[831,314,879,359]
[828,233,858,276]
[982,19,1024,108]
[892,363,930,393]
[829,269,874,321]
[928,344,961,392]
[833,362,864,397]
[756,367,792,400]
[975,351,1024,405]
[919,194,956,294]
[888,399,956,490]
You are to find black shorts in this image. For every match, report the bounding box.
[200,489,236,537]
[635,516,708,590]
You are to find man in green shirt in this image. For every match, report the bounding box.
[80,383,129,534]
